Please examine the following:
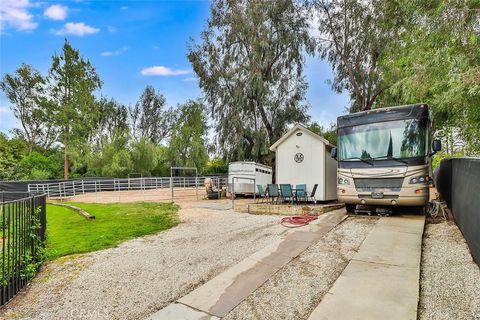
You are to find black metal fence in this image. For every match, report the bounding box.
[0,192,47,306]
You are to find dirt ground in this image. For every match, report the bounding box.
[2,188,479,320]
[0,200,286,320]
[53,187,217,203]
[223,216,378,320]
[418,221,480,320]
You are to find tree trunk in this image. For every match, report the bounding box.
[63,131,69,180]
[28,142,33,155]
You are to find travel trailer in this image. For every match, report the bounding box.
[228,162,272,195]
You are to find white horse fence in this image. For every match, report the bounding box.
[27,176,228,201]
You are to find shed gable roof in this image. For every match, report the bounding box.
[269,124,333,151]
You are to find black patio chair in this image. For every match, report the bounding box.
[307,184,318,203]
[279,184,294,204]
[267,184,279,204]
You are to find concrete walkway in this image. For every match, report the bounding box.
[308,215,425,320]
[147,209,347,320]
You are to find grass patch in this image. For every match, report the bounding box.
[46,202,179,260]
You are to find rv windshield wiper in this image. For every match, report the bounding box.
[342,157,373,165]
[372,155,408,165]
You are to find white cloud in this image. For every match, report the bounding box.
[0,0,38,31]
[107,25,116,33]
[141,66,190,76]
[52,22,99,36]
[0,106,10,114]
[44,4,68,20]
[101,46,129,57]
[182,77,197,82]
[120,6,128,10]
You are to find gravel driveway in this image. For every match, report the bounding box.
[223,216,377,320]
[418,221,480,320]
[2,201,479,320]
[0,200,287,320]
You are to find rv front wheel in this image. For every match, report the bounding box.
[345,204,356,214]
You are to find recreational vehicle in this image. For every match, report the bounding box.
[228,162,272,195]
[331,104,441,213]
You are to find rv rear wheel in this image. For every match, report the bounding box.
[345,204,356,214]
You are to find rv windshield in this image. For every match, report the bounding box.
[338,119,428,162]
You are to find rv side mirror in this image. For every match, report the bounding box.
[331,147,337,159]
[432,139,442,153]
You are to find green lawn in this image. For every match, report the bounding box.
[46,202,179,260]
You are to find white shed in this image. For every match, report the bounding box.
[270,124,337,201]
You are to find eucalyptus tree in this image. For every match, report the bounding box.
[0,64,57,152]
[48,39,102,179]
[129,85,175,144]
[309,0,408,112]
[378,0,480,155]
[188,0,313,161]
[167,100,209,170]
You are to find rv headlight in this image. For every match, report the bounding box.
[409,175,429,184]
[338,177,351,185]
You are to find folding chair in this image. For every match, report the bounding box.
[296,184,307,204]
[267,184,279,204]
[307,184,318,203]
[279,184,294,204]
[256,185,266,203]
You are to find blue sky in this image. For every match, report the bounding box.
[0,0,349,135]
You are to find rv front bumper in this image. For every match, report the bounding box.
[337,185,429,206]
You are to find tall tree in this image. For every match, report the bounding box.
[94,97,129,146]
[310,0,408,111]
[167,100,209,170]
[188,0,313,161]
[48,39,102,179]
[129,85,175,144]
[0,64,57,152]
[308,121,337,145]
[130,138,158,176]
[379,0,480,155]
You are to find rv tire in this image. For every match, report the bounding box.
[345,204,356,214]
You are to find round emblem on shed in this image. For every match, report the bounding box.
[294,153,304,163]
